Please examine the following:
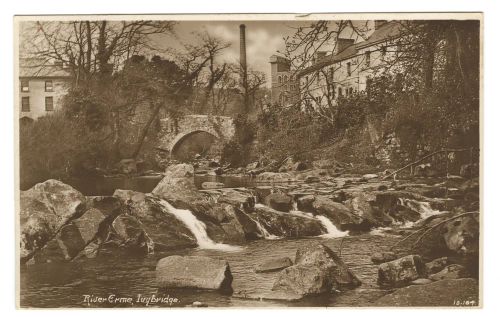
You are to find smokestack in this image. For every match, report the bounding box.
[239,24,247,89]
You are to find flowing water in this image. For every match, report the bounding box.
[19,175,441,308]
[156,198,241,252]
[20,234,398,308]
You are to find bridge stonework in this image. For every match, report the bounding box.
[158,114,235,154]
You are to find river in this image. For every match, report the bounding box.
[19,174,424,308]
[20,233,398,308]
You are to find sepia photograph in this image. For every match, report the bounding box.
[15,13,481,308]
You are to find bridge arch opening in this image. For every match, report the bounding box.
[170,130,220,162]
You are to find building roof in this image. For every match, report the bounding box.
[19,58,72,78]
[297,20,404,77]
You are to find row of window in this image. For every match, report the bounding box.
[20,79,54,92]
[277,75,294,84]
[21,96,54,112]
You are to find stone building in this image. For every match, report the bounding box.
[269,55,300,106]
[268,20,405,111]
[296,20,404,110]
[18,58,71,121]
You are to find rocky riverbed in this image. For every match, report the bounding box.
[19,162,480,307]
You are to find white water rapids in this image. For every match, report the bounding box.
[290,202,349,238]
[157,199,242,252]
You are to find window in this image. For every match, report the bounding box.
[278,76,282,84]
[45,96,54,111]
[349,87,353,96]
[338,87,343,97]
[365,51,371,67]
[381,46,387,56]
[347,62,351,76]
[284,75,288,83]
[45,80,53,92]
[21,97,30,112]
[21,80,29,92]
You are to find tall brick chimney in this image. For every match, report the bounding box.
[239,24,247,89]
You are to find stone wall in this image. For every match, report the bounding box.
[158,115,235,154]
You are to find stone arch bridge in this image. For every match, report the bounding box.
[158,115,235,159]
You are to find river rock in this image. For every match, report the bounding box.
[152,164,210,213]
[429,264,468,281]
[411,278,433,285]
[111,214,154,254]
[255,172,295,182]
[252,204,324,238]
[117,158,137,174]
[294,243,361,289]
[311,196,365,231]
[425,257,449,274]
[371,251,398,264]
[156,255,233,292]
[201,182,225,189]
[246,161,260,170]
[272,264,333,297]
[374,278,479,307]
[377,255,427,287]
[113,190,197,251]
[20,180,88,263]
[86,196,124,217]
[255,257,293,273]
[194,203,260,243]
[264,193,293,212]
[216,189,255,212]
[442,213,479,255]
[361,173,379,181]
[296,195,316,212]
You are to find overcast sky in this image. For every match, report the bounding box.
[154,21,310,87]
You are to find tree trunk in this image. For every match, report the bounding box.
[130,101,163,159]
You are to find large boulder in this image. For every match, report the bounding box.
[374,278,479,307]
[264,193,293,212]
[429,264,469,281]
[113,190,197,251]
[345,192,393,226]
[31,207,109,263]
[311,196,366,231]
[111,214,154,254]
[20,180,87,263]
[442,213,479,256]
[192,203,260,243]
[255,257,293,273]
[251,204,324,238]
[271,244,360,299]
[272,264,333,297]
[378,255,427,287]
[152,164,210,213]
[156,256,233,292]
[425,257,449,274]
[215,189,255,212]
[294,243,361,289]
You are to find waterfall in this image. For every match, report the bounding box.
[157,199,241,252]
[397,198,442,228]
[290,204,349,238]
[252,218,280,240]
